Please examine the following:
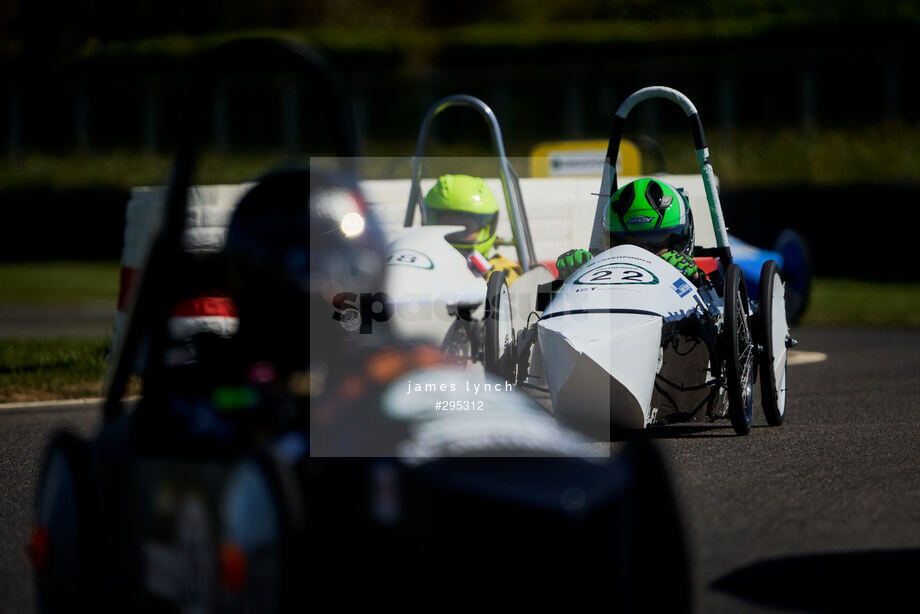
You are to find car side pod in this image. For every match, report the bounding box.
[538,312,662,436]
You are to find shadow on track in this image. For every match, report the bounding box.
[611,423,738,441]
[711,549,920,612]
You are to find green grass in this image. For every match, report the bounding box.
[0,151,308,191]
[0,261,120,306]
[3,123,920,190]
[0,337,110,402]
[0,262,118,401]
[799,278,920,327]
[67,13,920,63]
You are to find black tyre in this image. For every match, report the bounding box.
[758,260,788,426]
[220,451,304,612]
[441,319,477,363]
[483,270,516,383]
[724,264,754,435]
[33,431,102,613]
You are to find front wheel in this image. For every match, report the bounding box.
[483,270,516,383]
[33,431,102,613]
[724,264,754,435]
[758,260,788,426]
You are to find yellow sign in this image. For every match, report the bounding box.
[529,139,641,177]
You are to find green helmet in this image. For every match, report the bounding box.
[604,178,694,255]
[423,174,499,257]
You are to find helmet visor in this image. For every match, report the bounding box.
[426,209,498,245]
[606,225,692,254]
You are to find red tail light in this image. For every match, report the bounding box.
[29,526,49,571]
[219,542,247,592]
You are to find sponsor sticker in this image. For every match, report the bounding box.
[591,253,653,266]
[627,215,655,225]
[385,249,433,270]
[547,152,607,176]
[670,277,693,297]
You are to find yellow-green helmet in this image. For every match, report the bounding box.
[604,178,694,255]
[423,174,499,257]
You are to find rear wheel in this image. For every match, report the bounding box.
[758,260,788,426]
[724,264,754,435]
[441,318,478,364]
[484,271,516,383]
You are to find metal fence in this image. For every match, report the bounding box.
[2,39,918,155]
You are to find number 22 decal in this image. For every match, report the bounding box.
[574,262,659,285]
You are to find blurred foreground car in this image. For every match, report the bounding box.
[31,40,691,612]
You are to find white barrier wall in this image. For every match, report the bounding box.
[120,184,255,271]
[114,174,717,350]
[364,178,596,265]
[114,184,254,348]
[363,174,716,265]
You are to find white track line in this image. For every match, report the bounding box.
[2,354,825,412]
[788,350,828,366]
[0,396,139,413]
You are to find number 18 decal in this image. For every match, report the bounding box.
[574,262,659,285]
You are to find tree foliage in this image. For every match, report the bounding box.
[5,0,920,60]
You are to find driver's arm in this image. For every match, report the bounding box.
[659,250,703,286]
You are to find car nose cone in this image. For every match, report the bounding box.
[538,313,662,436]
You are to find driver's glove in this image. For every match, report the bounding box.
[660,250,701,283]
[556,249,592,280]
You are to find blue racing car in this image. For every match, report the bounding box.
[730,229,812,324]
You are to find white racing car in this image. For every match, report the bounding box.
[383,94,553,378]
[513,86,793,436]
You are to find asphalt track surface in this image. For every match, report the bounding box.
[1,327,918,613]
[0,306,116,338]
